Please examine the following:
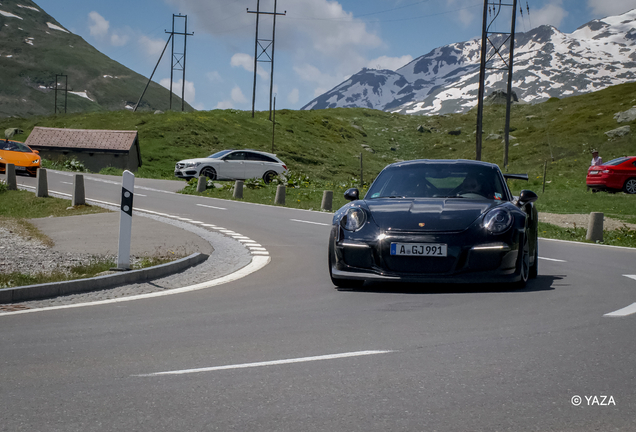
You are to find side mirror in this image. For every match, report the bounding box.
[33,150,40,154]
[344,188,359,201]
[517,189,538,207]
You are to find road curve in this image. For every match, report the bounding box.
[1,171,635,432]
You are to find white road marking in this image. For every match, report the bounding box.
[251,251,269,255]
[197,204,226,210]
[248,247,267,251]
[136,194,147,197]
[61,181,73,185]
[604,302,636,317]
[0,257,271,317]
[538,257,567,263]
[239,239,256,243]
[291,219,330,226]
[201,224,217,227]
[134,350,394,377]
[604,276,636,317]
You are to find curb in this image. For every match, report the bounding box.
[0,252,208,303]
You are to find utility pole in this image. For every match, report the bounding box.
[475,0,519,169]
[167,14,193,111]
[271,95,276,153]
[54,74,68,114]
[247,0,286,119]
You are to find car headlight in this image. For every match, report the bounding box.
[340,207,367,232]
[32,159,40,164]
[184,162,201,168]
[483,208,512,234]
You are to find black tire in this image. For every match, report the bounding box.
[515,235,530,289]
[263,170,277,184]
[200,167,217,180]
[623,178,636,194]
[329,242,364,289]
[529,239,538,279]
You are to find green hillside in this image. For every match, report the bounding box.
[2,81,635,223]
[0,0,192,118]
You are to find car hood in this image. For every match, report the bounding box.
[365,198,500,232]
[0,150,39,165]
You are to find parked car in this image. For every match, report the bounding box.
[0,140,41,177]
[174,149,287,183]
[586,156,636,194]
[328,159,539,289]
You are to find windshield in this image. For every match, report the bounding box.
[604,157,629,166]
[366,163,509,201]
[208,150,232,159]
[1,141,32,153]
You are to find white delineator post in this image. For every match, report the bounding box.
[117,170,135,270]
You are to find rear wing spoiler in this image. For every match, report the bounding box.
[503,174,529,181]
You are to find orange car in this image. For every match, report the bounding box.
[0,140,41,177]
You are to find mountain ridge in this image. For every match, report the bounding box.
[302,9,636,115]
[0,0,192,118]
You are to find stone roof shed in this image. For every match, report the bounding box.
[24,127,142,173]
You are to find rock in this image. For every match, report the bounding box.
[390,147,397,151]
[154,110,164,114]
[417,125,431,133]
[605,125,631,138]
[448,129,461,136]
[486,134,501,141]
[526,115,537,120]
[351,125,367,136]
[614,107,636,123]
[364,147,375,153]
[484,90,519,105]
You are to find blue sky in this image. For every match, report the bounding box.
[35,0,636,111]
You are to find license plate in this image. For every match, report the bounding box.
[390,243,447,257]
[15,166,26,171]
[589,170,598,175]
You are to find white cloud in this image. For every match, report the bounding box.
[139,35,166,56]
[530,1,568,28]
[159,78,196,104]
[110,32,129,46]
[215,100,234,109]
[231,86,247,104]
[230,53,268,79]
[294,63,343,97]
[88,11,109,38]
[367,55,413,71]
[206,71,222,82]
[287,88,299,104]
[587,0,636,16]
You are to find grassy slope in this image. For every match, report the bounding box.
[1,82,635,222]
[0,0,191,117]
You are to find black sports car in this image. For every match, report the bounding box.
[328,159,539,288]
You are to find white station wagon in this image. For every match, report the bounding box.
[175,149,288,183]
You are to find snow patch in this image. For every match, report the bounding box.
[125,105,134,110]
[17,4,39,11]
[46,22,69,33]
[69,91,94,102]
[24,37,34,46]
[0,10,23,19]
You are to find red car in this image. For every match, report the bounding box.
[586,156,636,194]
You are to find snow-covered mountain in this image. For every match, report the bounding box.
[302,9,636,115]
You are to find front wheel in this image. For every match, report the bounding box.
[623,178,636,194]
[200,166,217,180]
[514,235,530,289]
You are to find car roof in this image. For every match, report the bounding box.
[387,159,501,170]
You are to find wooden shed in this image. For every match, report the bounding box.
[24,127,142,173]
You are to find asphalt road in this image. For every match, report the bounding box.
[1,170,635,431]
